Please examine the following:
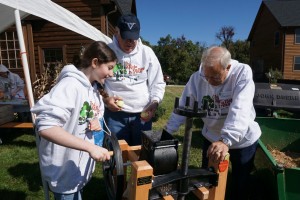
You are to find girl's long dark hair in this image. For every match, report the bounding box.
[80,41,117,69]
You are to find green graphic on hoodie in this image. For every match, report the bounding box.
[201,95,214,110]
[78,101,94,124]
[113,63,127,81]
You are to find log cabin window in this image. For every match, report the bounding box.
[43,48,63,64]
[295,28,300,44]
[38,45,66,68]
[0,31,21,69]
[274,31,279,46]
[294,56,300,71]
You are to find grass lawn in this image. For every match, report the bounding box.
[0,85,214,200]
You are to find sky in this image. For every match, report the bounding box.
[135,0,262,46]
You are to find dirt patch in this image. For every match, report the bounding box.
[269,148,300,168]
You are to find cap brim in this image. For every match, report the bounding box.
[120,31,139,40]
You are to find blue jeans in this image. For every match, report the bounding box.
[53,190,82,200]
[104,109,152,146]
[201,137,258,200]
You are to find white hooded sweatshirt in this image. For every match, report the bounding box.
[106,37,166,112]
[165,60,261,149]
[31,65,104,193]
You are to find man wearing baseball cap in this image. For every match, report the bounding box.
[117,13,140,41]
[102,14,166,146]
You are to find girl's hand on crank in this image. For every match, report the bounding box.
[207,141,229,163]
[88,145,110,162]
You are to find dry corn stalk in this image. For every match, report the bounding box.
[33,62,63,100]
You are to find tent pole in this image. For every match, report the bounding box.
[14,10,34,113]
[14,9,50,200]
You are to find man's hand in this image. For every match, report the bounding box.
[207,141,229,164]
[103,96,123,112]
[141,101,158,122]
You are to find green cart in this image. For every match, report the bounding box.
[253,117,300,200]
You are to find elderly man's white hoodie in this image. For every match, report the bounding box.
[165,60,261,149]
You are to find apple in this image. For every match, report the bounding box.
[116,100,124,108]
[140,111,149,120]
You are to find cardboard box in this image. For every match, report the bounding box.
[0,105,15,125]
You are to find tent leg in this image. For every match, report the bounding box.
[14,9,50,200]
[34,128,50,200]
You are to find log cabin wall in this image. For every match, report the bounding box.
[0,0,137,101]
[249,5,283,82]
[283,28,300,80]
[249,1,300,82]
[28,0,120,79]
[0,0,122,83]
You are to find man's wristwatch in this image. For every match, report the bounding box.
[219,137,230,147]
[152,100,159,108]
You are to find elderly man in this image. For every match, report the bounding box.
[165,46,261,200]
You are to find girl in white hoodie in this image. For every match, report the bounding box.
[31,41,116,200]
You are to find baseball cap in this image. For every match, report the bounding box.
[117,14,140,40]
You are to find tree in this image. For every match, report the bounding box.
[152,35,206,84]
[230,39,250,64]
[216,26,235,49]
[140,37,152,47]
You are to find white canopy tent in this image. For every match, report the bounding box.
[0,1,113,199]
[0,0,112,42]
[0,0,112,113]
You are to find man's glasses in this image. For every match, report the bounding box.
[200,69,224,82]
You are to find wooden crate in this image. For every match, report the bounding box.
[0,105,15,125]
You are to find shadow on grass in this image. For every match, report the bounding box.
[7,161,109,199]
[171,118,204,149]
[0,189,27,200]
[174,130,204,150]
[83,176,108,199]
[0,128,35,146]
[8,162,42,192]
[12,139,37,148]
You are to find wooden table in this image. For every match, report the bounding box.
[0,100,32,128]
[0,99,30,112]
[0,122,33,129]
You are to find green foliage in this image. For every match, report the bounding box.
[153,35,206,84]
[140,37,152,47]
[228,40,250,64]
[151,34,250,85]
[216,26,250,65]
[265,68,283,83]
